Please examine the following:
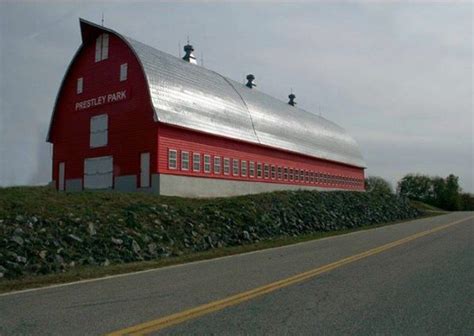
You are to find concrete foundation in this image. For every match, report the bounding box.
[158,174,337,197]
[115,175,137,192]
[65,179,82,192]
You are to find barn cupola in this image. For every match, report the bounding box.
[182,43,197,64]
[288,93,296,106]
[246,74,256,88]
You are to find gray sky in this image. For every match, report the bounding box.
[0,1,472,192]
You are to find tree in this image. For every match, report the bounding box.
[397,174,433,201]
[443,174,461,210]
[365,176,393,194]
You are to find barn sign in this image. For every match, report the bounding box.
[75,90,128,111]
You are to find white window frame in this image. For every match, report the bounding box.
[233,159,239,176]
[289,168,294,181]
[284,167,288,180]
[257,163,262,178]
[264,164,269,179]
[95,33,109,62]
[181,151,189,171]
[204,154,211,173]
[271,165,276,179]
[168,149,177,169]
[241,160,247,177]
[193,153,201,172]
[214,156,221,174]
[277,166,282,180]
[77,77,83,94]
[90,114,108,148]
[120,63,128,81]
[224,158,230,175]
[249,161,255,177]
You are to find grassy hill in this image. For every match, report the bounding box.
[0,186,422,285]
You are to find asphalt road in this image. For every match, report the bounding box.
[1,212,473,335]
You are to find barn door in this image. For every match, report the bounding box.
[58,162,65,191]
[140,152,150,188]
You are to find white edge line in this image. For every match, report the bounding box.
[0,212,455,298]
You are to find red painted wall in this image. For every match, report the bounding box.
[49,33,156,188]
[157,123,365,190]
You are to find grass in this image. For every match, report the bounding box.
[410,200,447,213]
[0,209,442,294]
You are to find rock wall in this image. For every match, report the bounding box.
[0,189,420,279]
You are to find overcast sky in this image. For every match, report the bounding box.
[0,1,472,192]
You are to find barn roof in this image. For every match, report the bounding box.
[48,18,365,168]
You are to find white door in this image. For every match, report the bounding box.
[140,152,150,188]
[84,156,113,189]
[58,162,65,191]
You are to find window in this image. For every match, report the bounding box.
[204,155,211,173]
[95,33,109,62]
[249,161,255,177]
[181,151,189,170]
[224,158,230,175]
[271,166,276,179]
[90,114,108,148]
[277,167,282,180]
[241,160,247,177]
[295,169,299,181]
[168,149,177,169]
[284,168,288,180]
[289,168,294,181]
[305,171,309,182]
[233,159,239,176]
[264,164,269,178]
[77,77,83,94]
[310,172,314,183]
[257,163,262,178]
[193,153,201,172]
[214,156,221,174]
[300,170,304,182]
[120,63,128,81]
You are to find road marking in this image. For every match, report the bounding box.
[106,214,473,336]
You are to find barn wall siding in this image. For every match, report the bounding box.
[157,124,365,191]
[50,33,156,190]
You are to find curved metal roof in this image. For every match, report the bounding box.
[126,37,365,168]
[48,19,365,168]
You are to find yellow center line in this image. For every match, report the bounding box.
[106,215,473,336]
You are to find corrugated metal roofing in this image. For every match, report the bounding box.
[126,36,365,168]
[48,19,365,168]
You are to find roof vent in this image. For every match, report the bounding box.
[182,44,197,64]
[288,93,296,106]
[246,74,256,88]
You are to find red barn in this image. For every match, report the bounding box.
[47,18,366,197]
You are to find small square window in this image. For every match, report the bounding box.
[224,158,230,175]
[181,152,189,170]
[168,149,177,169]
[204,155,211,173]
[77,77,83,94]
[257,163,262,178]
[214,156,221,174]
[264,164,269,179]
[233,159,239,176]
[249,161,255,177]
[193,153,201,172]
[241,160,247,177]
[120,63,128,81]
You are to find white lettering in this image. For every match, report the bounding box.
[75,90,128,111]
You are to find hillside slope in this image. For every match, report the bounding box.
[0,187,420,279]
